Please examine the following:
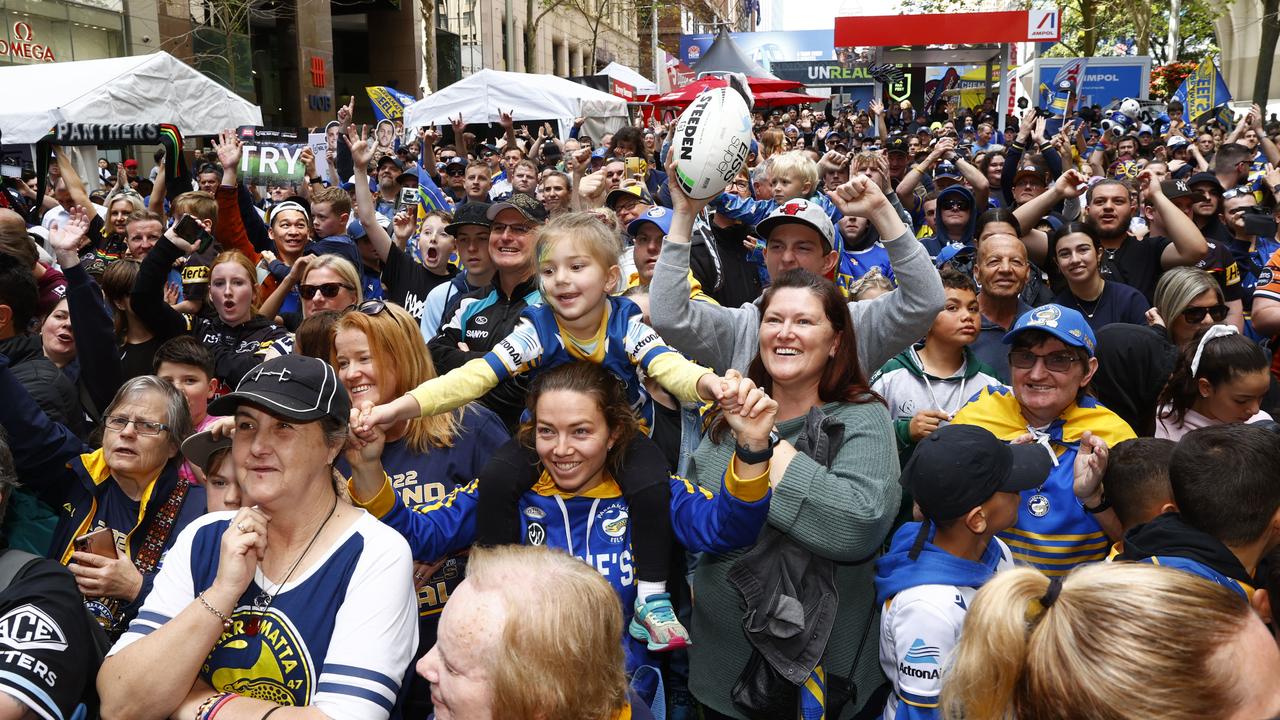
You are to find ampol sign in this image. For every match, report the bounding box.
[1028,56,1152,105]
[0,22,56,63]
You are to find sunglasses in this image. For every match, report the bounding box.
[940,199,971,211]
[1008,349,1082,373]
[357,299,388,315]
[445,168,466,176]
[1221,187,1253,201]
[299,282,354,299]
[1180,304,1229,324]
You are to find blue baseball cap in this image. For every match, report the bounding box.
[934,161,962,180]
[627,206,673,237]
[591,147,608,160]
[1003,304,1097,357]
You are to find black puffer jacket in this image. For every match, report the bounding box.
[0,334,77,427]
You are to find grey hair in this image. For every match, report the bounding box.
[0,427,19,523]
[105,376,194,448]
[1154,267,1222,328]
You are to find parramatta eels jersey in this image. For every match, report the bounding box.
[353,464,770,669]
[951,386,1136,576]
[113,512,419,720]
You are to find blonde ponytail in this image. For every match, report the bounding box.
[941,567,1048,720]
[942,563,1253,720]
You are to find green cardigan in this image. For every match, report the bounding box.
[687,399,900,719]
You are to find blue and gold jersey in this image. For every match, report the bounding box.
[114,513,419,719]
[354,464,771,669]
[952,386,1136,576]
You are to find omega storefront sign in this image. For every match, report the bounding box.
[1,21,55,62]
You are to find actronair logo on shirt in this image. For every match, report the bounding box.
[900,638,941,679]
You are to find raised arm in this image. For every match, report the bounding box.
[54,147,100,222]
[49,208,123,412]
[347,125,396,264]
[210,131,261,262]
[896,138,950,205]
[1013,168,1085,265]
[130,231,195,342]
[148,161,166,215]
[1141,169,1208,268]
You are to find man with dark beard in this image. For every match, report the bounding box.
[1013,169,1208,302]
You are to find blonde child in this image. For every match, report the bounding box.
[359,211,742,651]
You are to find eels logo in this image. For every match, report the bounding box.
[204,609,313,706]
[596,505,629,544]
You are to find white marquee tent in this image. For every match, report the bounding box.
[596,62,658,93]
[403,69,629,139]
[0,51,262,145]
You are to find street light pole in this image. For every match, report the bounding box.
[652,0,660,86]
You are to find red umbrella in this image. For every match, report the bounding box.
[649,75,811,107]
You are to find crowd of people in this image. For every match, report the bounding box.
[0,80,1278,720]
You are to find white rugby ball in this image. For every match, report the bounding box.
[672,87,753,200]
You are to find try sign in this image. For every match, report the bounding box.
[834,8,1060,46]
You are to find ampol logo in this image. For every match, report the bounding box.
[1027,9,1059,41]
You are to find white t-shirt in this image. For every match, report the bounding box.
[112,511,419,720]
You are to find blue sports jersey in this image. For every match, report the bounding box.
[952,386,1136,576]
[358,468,770,669]
[486,296,691,430]
[836,241,894,289]
[1144,556,1254,600]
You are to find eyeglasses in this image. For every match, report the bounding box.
[1008,349,1082,373]
[1180,304,1229,324]
[940,199,971,211]
[491,222,532,236]
[299,282,354,299]
[104,415,170,436]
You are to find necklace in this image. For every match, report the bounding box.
[1073,285,1104,318]
[245,495,338,636]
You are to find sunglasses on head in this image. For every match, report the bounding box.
[1221,187,1253,200]
[357,299,388,316]
[299,282,353,299]
[1180,304,1229,324]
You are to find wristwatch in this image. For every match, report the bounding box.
[735,429,779,465]
[1081,493,1112,514]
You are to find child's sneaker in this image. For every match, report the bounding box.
[629,593,691,652]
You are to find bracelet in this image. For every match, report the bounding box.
[194,694,220,720]
[309,177,323,184]
[206,693,240,720]
[734,442,774,465]
[197,592,232,630]
[912,163,928,174]
[261,708,282,720]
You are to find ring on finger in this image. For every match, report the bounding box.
[237,521,249,533]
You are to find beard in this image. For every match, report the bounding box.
[1084,213,1129,242]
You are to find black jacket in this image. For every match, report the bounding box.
[429,276,541,430]
[0,334,78,428]
[132,235,290,386]
[1118,512,1255,590]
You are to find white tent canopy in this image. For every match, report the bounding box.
[596,62,658,93]
[403,69,629,139]
[0,51,263,145]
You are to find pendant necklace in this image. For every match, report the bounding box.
[245,495,338,636]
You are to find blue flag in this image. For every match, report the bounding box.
[1172,57,1232,125]
[366,86,416,122]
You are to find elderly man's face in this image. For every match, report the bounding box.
[417,579,502,720]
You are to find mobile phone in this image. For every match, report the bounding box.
[173,214,214,254]
[73,527,118,559]
[397,187,419,211]
[624,157,648,178]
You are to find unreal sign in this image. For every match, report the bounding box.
[770,61,877,87]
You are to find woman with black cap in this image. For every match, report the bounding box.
[99,355,418,720]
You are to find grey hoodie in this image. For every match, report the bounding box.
[651,222,946,376]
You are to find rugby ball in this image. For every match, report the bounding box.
[672,86,753,200]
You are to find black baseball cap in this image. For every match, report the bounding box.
[886,136,910,155]
[445,201,493,235]
[900,424,1053,523]
[487,192,548,223]
[209,355,351,423]
[1161,179,1194,202]
[1187,172,1224,193]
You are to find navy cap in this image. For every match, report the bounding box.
[902,424,1054,523]
[445,202,493,235]
[209,355,351,423]
[1188,172,1224,193]
[1003,304,1097,357]
[934,161,961,180]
